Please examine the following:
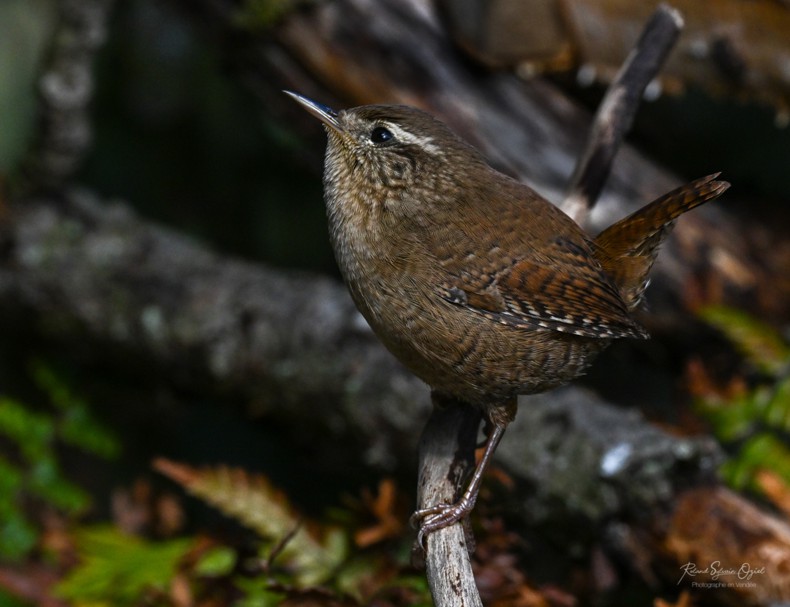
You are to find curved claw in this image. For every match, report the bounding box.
[412,419,509,551]
[409,503,450,528]
[412,496,476,550]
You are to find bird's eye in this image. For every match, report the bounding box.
[370,126,394,144]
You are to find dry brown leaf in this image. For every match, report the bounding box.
[654,589,694,607]
[170,571,193,607]
[685,357,747,401]
[756,469,790,519]
[354,478,405,548]
[0,563,68,607]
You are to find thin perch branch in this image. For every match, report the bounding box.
[415,398,483,606]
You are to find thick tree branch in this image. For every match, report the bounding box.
[0,190,430,470]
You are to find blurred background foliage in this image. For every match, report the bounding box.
[1,0,332,274]
[84,0,334,272]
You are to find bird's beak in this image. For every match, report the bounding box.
[284,90,342,133]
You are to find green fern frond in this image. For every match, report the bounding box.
[31,361,120,459]
[154,458,348,586]
[0,362,121,561]
[697,306,790,494]
[54,525,192,606]
[0,397,54,460]
[700,305,790,374]
[720,433,790,491]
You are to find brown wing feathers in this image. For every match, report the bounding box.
[441,174,729,341]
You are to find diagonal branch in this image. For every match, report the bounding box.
[561,4,684,225]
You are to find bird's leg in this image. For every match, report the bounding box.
[412,415,509,547]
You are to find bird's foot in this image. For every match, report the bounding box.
[411,495,476,550]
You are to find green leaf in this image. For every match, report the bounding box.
[194,546,236,577]
[0,455,23,494]
[0,510,38,560]
[27,458,89,514]
[0,362,121,561]
[695,388,759,442]
[0,588,32,607]
[0,454,39,561]
[695,308,790,500]
[699,306,790,374]
[55,526,192,605]
[720,433,790,491]
[0,397,53,457]
[58,404,120,459]
[29,361,72,412]
[233,577,286,607]
[30,361,120,459]
[764,375,790,432]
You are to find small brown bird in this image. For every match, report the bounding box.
[286,91,729,542]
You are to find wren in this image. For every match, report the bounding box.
[285,91,729,542]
